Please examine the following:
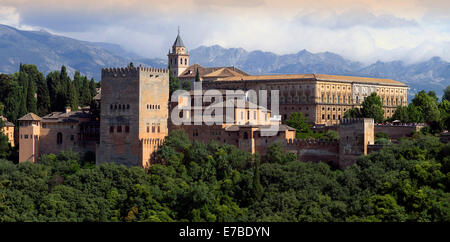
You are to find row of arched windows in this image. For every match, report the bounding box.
[146,124,161,133]
[170,58,187,66]
[109,126,130,133]
[321,93,352,104]
[110,104,130,110]
[147,104,160,110]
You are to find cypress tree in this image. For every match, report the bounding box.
[46,71,61,112]
[89,78,97,100]
[73,71,83,103]
[80,76,92,106]
[36,72,51,116]
[26,74,37,114]
[0,74,21,123]
[17,71,28,117]
[195,67,200,82]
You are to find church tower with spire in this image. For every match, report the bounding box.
[168,27,189,77]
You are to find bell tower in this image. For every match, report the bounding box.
[168,27,189,77]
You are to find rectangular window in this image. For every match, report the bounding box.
[147,126,149,133]
[253,111,256,120]
[125,126,130,133]
[24,135,28,139]
[117,126,122,133]
[110,126,114,133]
[152,126,155,133]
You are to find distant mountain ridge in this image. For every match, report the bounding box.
[0,24,448,98]
[189,45,450,98]
[0,24,166,81]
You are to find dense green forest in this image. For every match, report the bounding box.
[0,129,448,222]
[344,89,450,133]
[0,64,98,123]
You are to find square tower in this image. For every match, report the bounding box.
[97,66,169,168]
[18,113,41,163]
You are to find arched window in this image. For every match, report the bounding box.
[57,132,63,144]
[184,59,187,65]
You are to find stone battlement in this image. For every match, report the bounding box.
[339,118,373,125]
[101,66,169,78]
[284,138,339,146]
[375,122,425,127]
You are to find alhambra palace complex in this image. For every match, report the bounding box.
[5,32,425,169]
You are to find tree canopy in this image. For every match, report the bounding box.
[0,130,448,222]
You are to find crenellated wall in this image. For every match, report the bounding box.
[283,138,339,166]
[97,66,169,168]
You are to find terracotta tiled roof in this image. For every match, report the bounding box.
[179,64,249,79]
[215,73,406,86]
[42,110,92,123]
[203,68,247,78]
[18,113,42,121]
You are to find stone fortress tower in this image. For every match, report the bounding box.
[96,66,169,168]
[18,113,42,163]
[168,27,189,77]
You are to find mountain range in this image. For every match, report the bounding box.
[0,24,448,99]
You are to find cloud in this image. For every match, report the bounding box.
[0,0,449,64]
[295,8,418,29]
[0,6,21,27]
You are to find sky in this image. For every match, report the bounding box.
[0,0,449,64]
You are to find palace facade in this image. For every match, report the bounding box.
[14,31,411,169]
[168,32,408,125]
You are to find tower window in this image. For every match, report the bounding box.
[57,132,63,144]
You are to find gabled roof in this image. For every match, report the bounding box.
[173,34,185,47]
[42,110,92,123]
[203,67,247,78]
[179,64,249,79]
[18,113,42,121]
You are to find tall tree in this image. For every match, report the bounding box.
[17,71,29,117]
[89,78,97,100]
[73,71,83,103]
[168,66,181,96]
[361,92,385,123]
[285,112,312,139]
[0,74,21,123]
[443,85,450,102]
[79,76,92,107]
[36,72,51,116]
[412,90,440,123]
[391,106,409,122]
[195,68,200,82]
